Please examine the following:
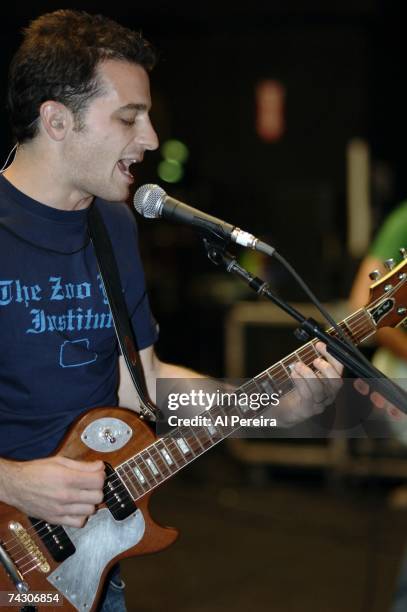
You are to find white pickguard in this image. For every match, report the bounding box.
[47,507,145,611]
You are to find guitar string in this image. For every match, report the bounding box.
[11,356,388,575]
[17,421,248,574]
[8,376,364,573]
[2,306,377,562]
[4,339,373,570]
[3,300,393,572]
[11,423,245,570]
[12,386,318,574]
[13,345,385,576]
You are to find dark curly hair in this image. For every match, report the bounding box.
[7,10,157,143]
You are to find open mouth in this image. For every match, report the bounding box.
[117,159,136,182]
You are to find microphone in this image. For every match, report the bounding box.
[133,184,274,255]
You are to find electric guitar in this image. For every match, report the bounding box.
[0,255,406,611]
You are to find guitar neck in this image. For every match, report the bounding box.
[115,306,376,500]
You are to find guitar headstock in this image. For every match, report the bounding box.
[366,248,407,331]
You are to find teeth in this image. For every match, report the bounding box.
[120,159,138,170]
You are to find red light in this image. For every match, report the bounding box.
[255,80,285,142]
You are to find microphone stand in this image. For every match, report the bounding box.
[203,238,407,414]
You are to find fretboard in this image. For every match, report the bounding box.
[116,306,375,500]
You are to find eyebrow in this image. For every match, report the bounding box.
[116,103,149,113]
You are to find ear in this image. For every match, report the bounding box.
[39,101,72,141]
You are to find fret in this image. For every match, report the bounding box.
[340,317,358,342]
[295,346,316,368]
[249,377,262,394]
[361,308,376,334]
[348,309,374,342]
[284,353,300,372]
[164,437,188,465]
[236,393,250,413]
[136,453,160,486]
[143,449,162,479]
[205,421,220,440]
[332,320,353,344]
[129,457,151,491]
[116,457,147,499]
[303,342,321,372]
[277,359,291,379]
[175,436,192,456]
[274,358,297,394]
[186,424,207,452]
[149,441,172,477]
[307,341,320,359]
[116,464,142,499]
[266,363,292,395]
[122,461,146,497]
[341,319,354,341]
[208,406,231,436]
[206,403,225,423]
[178,425,204,455]
[132,463,147,487]
[326,308,374,346]
[225,398,246,420]
[254,371,278,396]
[195,422,217,448]
[136,452,159,484]
[237,382,254,412]
[156,439,178,470]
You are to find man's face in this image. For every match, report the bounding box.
[63,59,159,202]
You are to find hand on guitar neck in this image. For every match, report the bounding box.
[0,456,105,528]
[272,341,343,427]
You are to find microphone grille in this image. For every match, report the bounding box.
[133,183,166,218]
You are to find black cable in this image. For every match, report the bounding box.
[272,249,407,410]
[273,250,401,375]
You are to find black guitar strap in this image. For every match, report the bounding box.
[87,203,160,422]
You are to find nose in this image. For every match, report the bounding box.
[137,116,159,152]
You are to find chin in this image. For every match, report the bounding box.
[99,185,130,203]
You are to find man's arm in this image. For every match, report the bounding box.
[118,346,204,408]
[118,343,343,427]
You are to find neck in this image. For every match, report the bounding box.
[2,143,93,212]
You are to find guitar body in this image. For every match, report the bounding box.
[0,407,178,611]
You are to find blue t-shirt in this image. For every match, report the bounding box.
[0,175,158,460]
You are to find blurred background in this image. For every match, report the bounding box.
[1,1,407,611]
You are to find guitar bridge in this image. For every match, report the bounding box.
[9,522,50,573]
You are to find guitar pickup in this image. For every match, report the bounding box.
[104,463,137,521]
[29,519,75,563]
